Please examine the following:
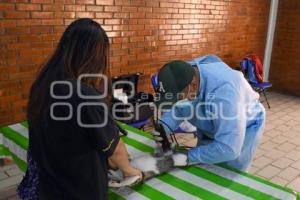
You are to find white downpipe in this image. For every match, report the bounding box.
[263,0,279,81]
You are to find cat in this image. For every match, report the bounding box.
[108,152,188,188]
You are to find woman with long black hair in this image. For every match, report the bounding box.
[18,18,141,200]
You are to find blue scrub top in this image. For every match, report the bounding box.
[161,54,266,171]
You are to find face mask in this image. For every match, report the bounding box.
[175,98,193,108]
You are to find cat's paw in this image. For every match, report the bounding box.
[172,153,188,166]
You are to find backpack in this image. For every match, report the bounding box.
[240,55,264,83]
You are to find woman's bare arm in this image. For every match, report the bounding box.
[109,140,141,177]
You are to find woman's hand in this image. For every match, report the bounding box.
[123,167,142,178]
[109,140,142,179]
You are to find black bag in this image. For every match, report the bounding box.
[111,73,154,124]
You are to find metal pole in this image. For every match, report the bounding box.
[263,0,279,81]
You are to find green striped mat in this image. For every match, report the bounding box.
[0,121,299,200]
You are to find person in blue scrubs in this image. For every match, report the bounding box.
[155,55,266,171]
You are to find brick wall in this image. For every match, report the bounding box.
[0,0,270,126]
[269,0,300,96]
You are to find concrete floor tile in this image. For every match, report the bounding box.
[248,166,260,174]
[285,130,300,140]
[270,176,289,187]
[285,120,300,127]
[276,125,292,133]
[252,156,273,169]
[271,135,289,144]
[5,167,22,177]
[271,157,294,169]
[0,175,23,190]
[291,160,300,170]
[289,111,300,118]
[254,148,266,159]
[0,165,15,173]
[264,129,281,138]
[280,115,295,122]
[288,137,300,146]
[291,125,300,134]
[264,149,285,160]
[287,177,300,193]
[285,150,300,161]
[276,142,296,153]
[0,172,8,181]
[257,165,281,179]
[271,119,286,127]
[278,167,300,181]
[0,185,19,200]
[261,135,271,144]
[259,141,277,151]
[264,124,276,132]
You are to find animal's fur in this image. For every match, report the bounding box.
[108,153,188,187]
[130,153,188,180]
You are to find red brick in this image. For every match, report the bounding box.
[130,36,144,43]
[64,19,75,26]
[7,42,30,50]
[63,0,75,3]
[64,5,85,11]
[114,12,129,18]
[18,34,43,42]
[138,7,152,13]
[53,25,66,33]
[42,33,61,41]
[115,0,130,6]
[104,19,121,25]
[76,12,94,18]
[96,0,113,5]
[130,0,144,6]
[128,24,144,30]
[31,11,54,18]
[31,41,52,48]
[179,8,190,14]
[104,6,121,12]
[16,19,41,26]
[86,5,103,11]
[76,0,94,4]
[122,6,137,12]
[174,3,184,8]
[106,31,121,38]
[31,0,53,3]
[5,27,30,34]
[0,20,16,28]
[0,3,15,10]
[130,12,145,18]
[113,37,129,43]
[30,25,53,34]
[16,3,41,11]
[101,25,112,31]
[270,0,300,96]
[146,1,159,7]
[95,12,113,18]
[62,11,75,18]
[42,4,55,11]
[5,11,30,18]
[160,3,173,8]
[42,19,63,25]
